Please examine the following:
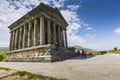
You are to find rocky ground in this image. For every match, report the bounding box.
[0,53,120,80]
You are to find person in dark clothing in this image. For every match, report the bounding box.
[81,50,87,58]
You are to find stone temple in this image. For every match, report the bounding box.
[5,3,75,62]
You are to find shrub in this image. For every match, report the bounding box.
[17,71,26,76]
[0,53,6,61]
[107,49,116,53]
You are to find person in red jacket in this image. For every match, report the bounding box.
[76,50,80,57]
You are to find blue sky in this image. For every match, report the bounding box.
[0,0,120,50]
[78,0,120,50]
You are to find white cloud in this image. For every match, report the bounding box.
[52,0,65,8]
[0,0,90,47]
[0,0,67,47]
[68,34,87,46]
[67,4,80,11]
[86,27,93,30]
[85,33,93,39]
[60,9,87,46]
[61,5,91,46]
[114,28,120,34]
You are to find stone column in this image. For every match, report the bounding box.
[47,20,51,44]
[65,30,68,47]
[58,26,61,47]
[18,27,22,49]
[14,29,18,50]
[34,19,37,46]
[9,32,13,51]
[28,21,32,47]
[13,30,16,50]
[12,31,15,50]
[61,28,64,47]
[53,23,56,44]
[17,29,19,49]
[40,16,45,45]
[23,24,26,48]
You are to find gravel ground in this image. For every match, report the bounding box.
[0,53,120,80]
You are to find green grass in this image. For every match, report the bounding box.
[0,47,7,62]
[106,49,120,54]
[0,53,6,62]
[0,67,11,71]
[17,71,66,80]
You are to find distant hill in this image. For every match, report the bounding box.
[0,47,9,53]
[69,45,97,52]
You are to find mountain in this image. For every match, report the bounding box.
[0,47,9,53]
[70,45,96,51]
[69,45,98,55]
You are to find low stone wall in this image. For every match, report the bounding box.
[51,48,75,62]
[5,47,75,62]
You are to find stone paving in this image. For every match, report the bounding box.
[0,53,120,80]
[0,70,17,79]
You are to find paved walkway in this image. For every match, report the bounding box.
[0,53,120,80]
[0,70,17,79]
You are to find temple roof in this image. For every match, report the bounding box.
[8,2,68,28]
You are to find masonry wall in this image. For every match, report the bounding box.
[5,47,75,62]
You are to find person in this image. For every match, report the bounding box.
[80,50,83,58]
[76,50,80,57]
[81,49,87,58]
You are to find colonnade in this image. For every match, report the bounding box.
[9,16,68,51]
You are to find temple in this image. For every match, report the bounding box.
[5,3,75,62]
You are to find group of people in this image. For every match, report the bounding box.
[76,50,87,58]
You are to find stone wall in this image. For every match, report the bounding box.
[51,48,75,62]
[5,47,75,62]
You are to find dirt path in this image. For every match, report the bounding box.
[0,53,120,80]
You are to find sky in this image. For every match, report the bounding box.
[0,0,120,50]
